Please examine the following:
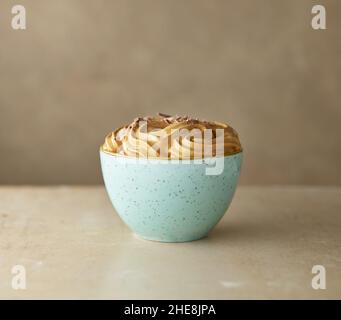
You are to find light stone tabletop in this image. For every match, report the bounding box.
[0,186,340,299]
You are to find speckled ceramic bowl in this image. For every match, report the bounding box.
[100,151,242,242]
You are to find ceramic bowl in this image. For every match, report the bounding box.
[100,151,242,242]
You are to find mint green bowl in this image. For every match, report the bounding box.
[100,151,242,242]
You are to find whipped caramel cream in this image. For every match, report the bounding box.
[101,113,242,159]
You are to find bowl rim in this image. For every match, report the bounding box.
[100,148,242,163]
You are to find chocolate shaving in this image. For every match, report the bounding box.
[158,112,172,118]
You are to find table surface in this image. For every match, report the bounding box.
[0,186,340,299]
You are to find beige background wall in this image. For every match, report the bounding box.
[0,0,340,185]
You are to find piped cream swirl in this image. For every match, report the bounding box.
[101,114,242,159]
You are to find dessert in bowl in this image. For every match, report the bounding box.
[100,113,242,242]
